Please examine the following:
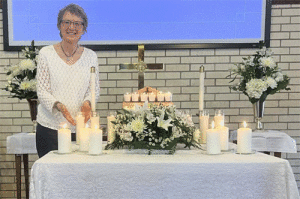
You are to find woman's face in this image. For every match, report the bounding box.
[60,11,84,43]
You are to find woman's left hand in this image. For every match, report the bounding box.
[81,101,92,123]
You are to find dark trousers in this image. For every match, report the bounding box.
[36,123,58,158]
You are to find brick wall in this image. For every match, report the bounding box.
[0,4,300,198]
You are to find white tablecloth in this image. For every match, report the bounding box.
[230,130,297,153]
[30,148,299,199]
[6,133,37,154]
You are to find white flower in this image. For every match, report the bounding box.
[246,79,268,99]
[259,57,276,68]
[130,117,146,133]
[273,72,284,82]
[19,59,36,71]
[240,65,245,71]
[156,112,173,131]
[146,112,156,124]
[265,77,277,89]
[19,79,37,91]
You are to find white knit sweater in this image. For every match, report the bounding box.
[36,45,100,132]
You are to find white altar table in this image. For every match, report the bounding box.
[29,149,299,199]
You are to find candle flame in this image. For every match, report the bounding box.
[94,125,98,129]
[85,124,89,128]
[211,121,215,129]
[63,123,68,129]
[243,121,247,128]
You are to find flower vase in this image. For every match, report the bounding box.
[253,99,265,131]
[27,99,38,133]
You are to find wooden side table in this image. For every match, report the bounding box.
[6,133,37,199]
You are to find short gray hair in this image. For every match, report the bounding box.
[57,3,88,38]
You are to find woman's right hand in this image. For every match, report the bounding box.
[56,102,76,126]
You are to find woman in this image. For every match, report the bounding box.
[36,3,100,158]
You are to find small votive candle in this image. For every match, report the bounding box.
[132,92,139,102]
[89,125,102,155]
[58,123,71,154]
[214,109,224,129]
[157,92,164,102]
[206,121,221,155]
[107,113,116,144]
[141,93,148,102]
[124,93,131,102]
[237,121,252,153]
[165,92,172,102]
[148,92,156,102]
[199,110,209,144]
[91,112,99,129]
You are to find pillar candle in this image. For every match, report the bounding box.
[79,125,90,152]
[218,126,229,151]
[141,93,148,102]
[76,112,84,145]
[91,112,99,129]
[214,109,224,129]
[58,123,71,154]
[237,121,252,153]
[90,67,96,112]
[132,92,139,102]
[124,93,131,102]
[199,66,205,111]
[206,122,221,155]
[199,110,209,144]
[148,92,156,102]
[165,92,172,102]
[157,92,164,102]
[89,126,102,155]
[107,115,116,144]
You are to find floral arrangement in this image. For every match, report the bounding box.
[228,45,290,104]
[105,102,199,154]
[4,40,39,100]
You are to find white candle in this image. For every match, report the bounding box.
[214,109,224,129]
[206,122,221,155]
[218,126,229,151]
[141,93,148,102]
[124,93,131,102]
[79,125,90,152]
[148,92,156,102]
[132,92,139,102]
[199,110,209,144]
[91,112,99,129]
[75,112,84,145]
[90,67,96,112]
[58,123,71,154]
[199,66,205,111]
[107,115,116,144]
[237,121,252,153]
[89,126,102,155]
[157,92,164,102]
[164,92,172,102]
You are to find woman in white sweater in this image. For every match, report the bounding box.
[36,3,100,158]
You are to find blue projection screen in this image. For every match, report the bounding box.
[3,0,271,50]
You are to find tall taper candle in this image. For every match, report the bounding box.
[91,67,96,112]
[199,65,205,111]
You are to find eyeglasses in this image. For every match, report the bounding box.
[61,20,83,29]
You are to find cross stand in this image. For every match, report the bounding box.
[119,45,163,90]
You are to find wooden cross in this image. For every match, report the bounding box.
[119,45,163,90]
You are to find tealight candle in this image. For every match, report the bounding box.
[206,121,221,155]
[58,123,71,154]
[89,125,102,155]
[124,93,131,102]
[79,124,90,152]
[141,93,148,102]
[214,109,224,129]
[107,114,116,144]
[148,92,156,102]
[164,92,172,102]
[91,112,99,129]
[76,112,84,145]
[157,92,164,102]
[199,110,209,144]
[132,92,139,102]
[237,121,252,153]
